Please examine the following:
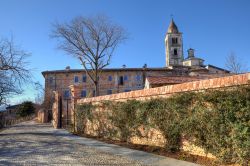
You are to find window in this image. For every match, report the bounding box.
[119,76,124,85]
[108,75,112,81]
[172,38,178,44]
[135,74,141,81]
[74,76,79,83]
[81,90,87,97]
[174,49,178,55]
[49,77,53,84]
[64,90,70,99]
[82,75,87,82]
[124,75,128,81]
[107,89,112,95]
[124,89,131,92]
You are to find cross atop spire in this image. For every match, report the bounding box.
[170,14,174,19]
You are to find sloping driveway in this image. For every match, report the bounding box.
[0,121,199,166]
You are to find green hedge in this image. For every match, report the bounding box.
[76,86,250,165]
[16,101,35,117]
[75,103,94,133]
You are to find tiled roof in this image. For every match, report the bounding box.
[206,64,230,73]
[41,67,173,76]
[146,76,201,85]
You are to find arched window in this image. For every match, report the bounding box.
[172,38,178,44]
[174,49,178,55]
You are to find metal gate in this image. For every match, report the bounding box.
[58,96,62,128]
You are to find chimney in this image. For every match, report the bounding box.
[188,48,195,58]
[65,66,70,70]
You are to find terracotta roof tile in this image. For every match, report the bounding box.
[146,76,201,85]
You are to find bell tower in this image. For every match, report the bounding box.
[165,19,184,67]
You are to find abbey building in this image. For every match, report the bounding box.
[42,19,229,124]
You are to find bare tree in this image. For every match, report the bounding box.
[51,15,127,96]
[225,52,248,74]
[34,81,44,105]
[0,37,31,106]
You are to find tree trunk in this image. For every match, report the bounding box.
[96,81,99,97]
[94,81,99,97]
[94,66,100,97]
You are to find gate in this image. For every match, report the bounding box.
[58,96,62,128]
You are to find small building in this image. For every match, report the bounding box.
[183,48,204,67]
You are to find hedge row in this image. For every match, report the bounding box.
[76,86,250,165]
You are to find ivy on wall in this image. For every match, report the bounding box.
[75,103,94,133]
[75,86,250,165]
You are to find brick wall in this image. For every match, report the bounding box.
[68,73,250,158]
[37,109,50,123]
[52,91,60,128]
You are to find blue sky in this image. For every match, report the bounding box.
[0,0,250,103]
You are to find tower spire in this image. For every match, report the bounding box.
[167,18,179,34]
[165,18,183,67]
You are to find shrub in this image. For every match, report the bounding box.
[74,86,250,165]
[184,87,250,164]
[141,98,179,152]
[75,103,94,134]
[107,100,142,142]
[16,101,35,117]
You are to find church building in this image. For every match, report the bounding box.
[166,19,207,68]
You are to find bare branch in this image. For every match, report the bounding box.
[0,37,31,106]
[225,52,248,74]
[51,15,127,96]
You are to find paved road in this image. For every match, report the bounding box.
[0,121,145,166]
[0,121,199,166]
